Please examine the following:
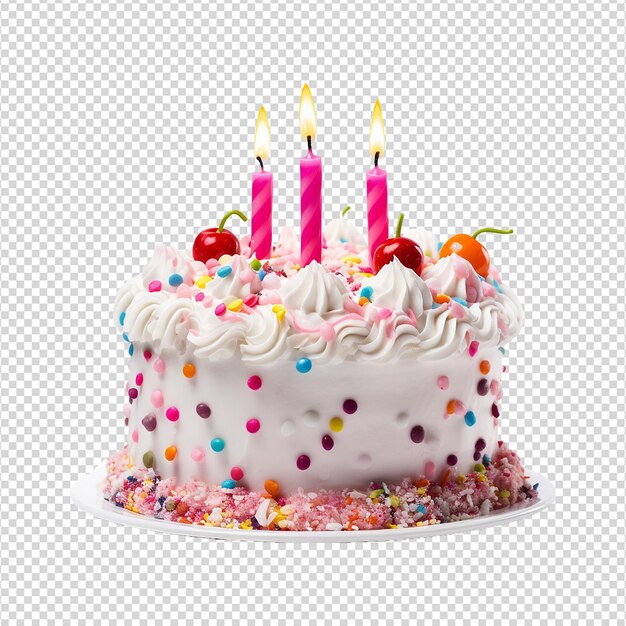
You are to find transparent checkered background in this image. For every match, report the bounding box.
[1,1,625,624]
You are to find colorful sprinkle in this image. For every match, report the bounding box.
[210,438,225,452]
[227,298,243,312]
[191,448,205,462]
[250,258,262,271]
[143,349,152,361]
[479,360,491,374]
[424,460,436,479]
[468,341,479,357]
[150,390,163,408]
[246,418,260,433]
[128,387,138,400]
[135,373,143,386]
[143,451,154,468]
[473,451,481,461]
[221,479,237,489]
[474,463,486,473]
[451,297,468,307]
[165,406,179,422]
[475,438,487,451]
[230,467,244,481]
[122,332,130,342]
[437,376,449,390]
[195,291,205,301]
[168,273,183,287]
[343,399,358,414]
[296,357,312,373]
[195,275,212,289]
[264,479,280,497]
[491,403,500,418]
[182,362,196,378]
[128,344,134,356]
[247,375,262,390]
[244,294,259,307]
[296,454,311,470]
[142,413,157,432]
[321,434,334,450]
[464,411,476,427]
[446,400,456,415]
[329,417,344,432]
[483,454,491,466]
[215,303,227,316]
[216,265,232,278]
[164,446,177,461]
[446,454,458,466]
[196,403,211,418]
[477,379,489,396]
[379,308,392,319]
[119,311,126,326]
[359,286,373,301]
[272,304,286,321]
[358,296,370,306]
[490,379,501,395]
[435,293,451,304]
[410,425,425,443]
[131,428,138,443]
[153,357,166,375]
[148,280,162,292]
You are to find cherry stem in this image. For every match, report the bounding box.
[218,209,248,233]
[472,227,513,239]
[341,205,352,217]
[395,213,405,238]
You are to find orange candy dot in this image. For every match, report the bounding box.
[435,293,451,304]
[164,445,177,461]
[480,360,491,375]
[264,479,280,497]
[182,363,196,378]
[446,400,456,415]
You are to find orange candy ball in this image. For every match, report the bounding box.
[264,479,280,497]
[480,360,491,375]
[182,363,196,378]
[164,445,177,461]
[439,234,490,278]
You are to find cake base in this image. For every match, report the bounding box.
[72,451,554,543]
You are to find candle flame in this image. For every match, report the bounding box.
[369,98,386,157]
[254,106,270,161]
[299,83,317,141]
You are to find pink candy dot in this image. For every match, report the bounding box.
[379,308,393,320]
[165,406,179,422]
[150,390,164,408]
[148,280,162,292]
[153,357,166,375]
[244,294,259,307]
[230,466,244,481]
[468,340,479,357]
[246,418,260,433]
[247,375,262,391]
[131,429,138,443]
[195,292,205,302]
[191,448,205,462]
[135,373,144,386]
[424,460,436,479]
[123,403,131,419]
[437,376,449,390]
[490,379,501,396]
[143,349,152,361]
[215,303,226,316]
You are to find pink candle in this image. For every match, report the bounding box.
[251,106,273,260]
[299,84,322,266]
[367,99,389,262]
[300,149,322,265]
[251,169,273,260]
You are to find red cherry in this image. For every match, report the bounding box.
[372,213,424,275]
[192,210,248,264]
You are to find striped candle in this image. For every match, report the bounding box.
[251,170,273,260]
[300,150,322,265]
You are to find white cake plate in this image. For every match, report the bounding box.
[72,462,555,543]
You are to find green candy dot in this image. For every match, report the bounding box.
[250,259,262,271]
[143,451,154,468]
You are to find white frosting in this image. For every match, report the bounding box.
[116,235,523,364]
[279,261,348,315]
[323,216,365,245]
[404,227,440,260]
[422,254,483,303]
[362,258,433,315]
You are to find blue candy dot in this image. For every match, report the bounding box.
[221,479,236,489]
[437,241,443,252]
[482,453,491,466]
[296,357,312,373]
[451,297,468,307]
[532,482,539,491]
[168,273,183,287]
[431,302,441,309]
[493,280,502,293]
[498,346,506,355]
[339,237,348,243]
[128,343,134,356]
[210,438,225,452]
[258,269,266,281]
[416,504,427,515]
[464,411,476,427]
[360,286,373,300]
[122,332,130,342]
[119,311,126,326]
[217,266,233,278]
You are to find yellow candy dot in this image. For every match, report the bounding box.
[195,275,212,288]
[272,304,286,322]
[165,446,177,461]
[227,298,243,312]
[329,417,344,432]
[182,363,196,378]
[218,254,233,265]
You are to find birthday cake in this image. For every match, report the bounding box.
[104,210,536,531]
